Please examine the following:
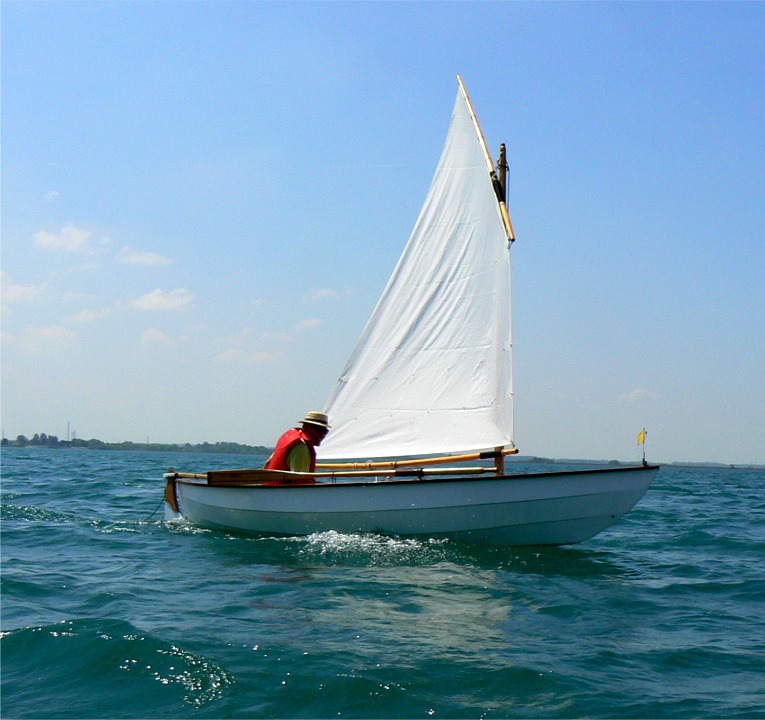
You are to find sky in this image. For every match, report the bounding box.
[2,1,764,465]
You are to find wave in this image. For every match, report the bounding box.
[1,618,236,717]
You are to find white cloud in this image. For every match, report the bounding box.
[1,273,45,305]
[217,326,255,345]
[43,190,61,202]
[261,330,290,342]
[117,246,172,266]
[141,328,171,345]
[213,327,283,364]
[297,317,323,330]
[34,226,94,253]
[62,291,88,303]
[213,348,281,364]
[67,308,112,324]
[304,287,339,301]
[131,288,194,311]
[48,262,100,280]
[622,388,660,403]
[21,325,77,351]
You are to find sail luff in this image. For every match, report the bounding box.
[456,75,496,176]
[455,75,515,452]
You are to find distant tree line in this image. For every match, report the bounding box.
[1,433,271,455]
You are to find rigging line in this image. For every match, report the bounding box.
[145,494,165,521]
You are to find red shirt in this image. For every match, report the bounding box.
[265,427,317,473]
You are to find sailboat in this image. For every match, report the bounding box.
[163,76,658,546]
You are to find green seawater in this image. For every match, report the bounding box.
[1,447,763,718]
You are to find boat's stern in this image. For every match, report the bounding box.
[163,472,182,520]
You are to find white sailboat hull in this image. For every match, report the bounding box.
[166,465,658,546]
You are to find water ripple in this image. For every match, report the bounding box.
[2,448,764,718]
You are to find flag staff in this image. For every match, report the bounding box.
[638,427,647,466]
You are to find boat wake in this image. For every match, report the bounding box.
[296,530,451,566]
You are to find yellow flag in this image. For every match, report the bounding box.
[637,428,646,445]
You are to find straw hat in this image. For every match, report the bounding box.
[301,411,330,430]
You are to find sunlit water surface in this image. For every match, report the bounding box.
[2,448,763,718]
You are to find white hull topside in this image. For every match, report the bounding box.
[166,465,659,546]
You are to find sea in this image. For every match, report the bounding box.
[1,447,763,719]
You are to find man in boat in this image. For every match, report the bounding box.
[263,411,330,482]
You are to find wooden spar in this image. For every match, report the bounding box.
[317,446,519,471]
[455,75,515,243]
[456,75,496,176]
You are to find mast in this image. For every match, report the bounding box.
[457,75,515,462]
[455,75,517,463]
[455,75,515,243]
[497,143,508,202]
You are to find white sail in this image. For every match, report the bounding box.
[319,82,514,461]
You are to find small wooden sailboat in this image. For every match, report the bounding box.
[163,76,658,546]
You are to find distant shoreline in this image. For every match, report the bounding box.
[510,456,765,471]
[2,439,762,469]
[1,436,271,455]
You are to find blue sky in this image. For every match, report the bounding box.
[2,1,763,464]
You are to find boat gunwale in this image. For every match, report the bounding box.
[170,463,660,489]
